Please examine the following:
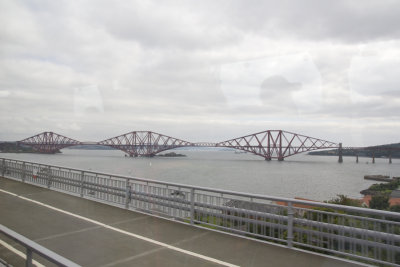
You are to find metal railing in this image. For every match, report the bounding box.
[0,224,80,267]
[1,157,400,266]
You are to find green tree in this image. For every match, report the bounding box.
[327,194,362,207]
[369,194,390,210]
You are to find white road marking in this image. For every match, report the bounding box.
[101,232,211,267]
[0,238,45,267]
[0,189,240,267]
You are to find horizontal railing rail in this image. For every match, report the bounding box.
[1,157,400,266]
[0,224,80,267]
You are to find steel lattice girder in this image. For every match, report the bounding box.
[18,132,81,153]
[17,130,340,159]
[216,130,338,159]
[98,131,194,156]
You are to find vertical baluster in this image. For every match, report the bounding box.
[125,178,131,209]
[1,158,5,177]
[22,162,26,182]
[80,171,85,197]
[26,248,33,267]
[47,166,52,189]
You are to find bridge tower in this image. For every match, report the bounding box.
[216,130,338,161]
[277,130,284,161]
[18,132,81,153]
[338,143,343,163]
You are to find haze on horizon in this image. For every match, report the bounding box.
[1,0,400,146]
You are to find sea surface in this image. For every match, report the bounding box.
[1,149,399,201]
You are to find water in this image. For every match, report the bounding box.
[1,149,399,201]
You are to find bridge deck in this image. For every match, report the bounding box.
[0,178,364,267]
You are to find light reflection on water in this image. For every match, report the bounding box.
[2,149,399,201]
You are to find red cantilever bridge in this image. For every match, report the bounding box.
[17,130,339,161]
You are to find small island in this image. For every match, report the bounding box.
[360,177,400,196]
[157,152,186,157]
[364,175,393,182]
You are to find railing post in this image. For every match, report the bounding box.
[1,158,5,177]
[80,171,84,197]
[190,188,195,225]
[125,179,131,209]
[287,201,294,248]
[26,247,33,267]
[22,162,26,182]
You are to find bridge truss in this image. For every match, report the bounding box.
[98,131,193,157]
[18,132,81,153]
[17,130,340,160]
[217,130,338,160]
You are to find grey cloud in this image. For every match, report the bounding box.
[2,0,400,145]
[217,0,400,43]
[259,75,302,111]
[87,0,241,50]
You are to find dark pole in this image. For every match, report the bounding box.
[338,143,343,163]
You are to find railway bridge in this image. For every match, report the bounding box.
[17,130,339,161]
[14,130,400,163]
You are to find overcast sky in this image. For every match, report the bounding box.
[1,0,400,146]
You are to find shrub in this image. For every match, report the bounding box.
[369,194,390,210]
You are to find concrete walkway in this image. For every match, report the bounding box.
[0,177,365,267]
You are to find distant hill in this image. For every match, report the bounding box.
[0,142,35,153]
[309,143,400,158]
[0,142,115,152]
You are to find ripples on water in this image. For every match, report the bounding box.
[2,149,399,201]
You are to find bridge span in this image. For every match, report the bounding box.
[17,130,339,161]
[15,130,400,163]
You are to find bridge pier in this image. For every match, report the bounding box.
[372,153,375,164]
[389,154,392,164]
[264,157,271,161]
[356,154,358,163]
[278,156,284,161]
[338,143,343,163]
